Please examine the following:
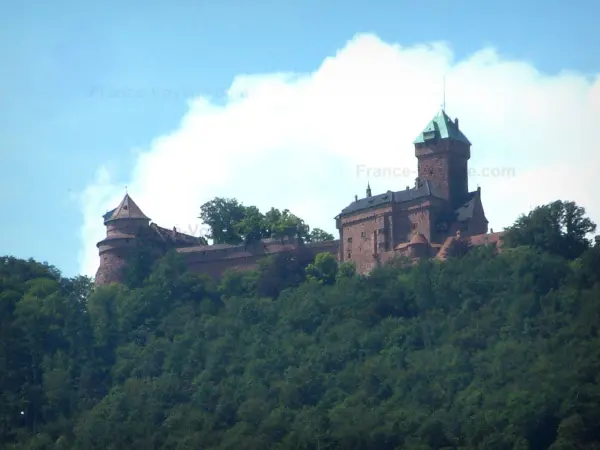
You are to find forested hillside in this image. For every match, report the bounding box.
[1,200,599,449]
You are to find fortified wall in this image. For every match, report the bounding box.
[95,194,340,285]
[95,108,505,286]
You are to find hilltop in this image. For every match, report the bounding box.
[1,199,599,449]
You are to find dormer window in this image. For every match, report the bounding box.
[423,130,436,141]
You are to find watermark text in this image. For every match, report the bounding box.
[356,164,515,179]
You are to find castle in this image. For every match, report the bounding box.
[95,109,504,286]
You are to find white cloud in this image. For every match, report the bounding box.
[78,33,600,277]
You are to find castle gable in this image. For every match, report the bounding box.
[453,188,489,236]
[455,191,478,222]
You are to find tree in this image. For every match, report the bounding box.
[271,209,309,243]
[263,208,283,239]
[234,206,266,246]
[199,199,317,246]
[198,197,247,245]
[305,252,338,285]
[504,200,596,260]
[336,261,357,281]
[307,228,335,243]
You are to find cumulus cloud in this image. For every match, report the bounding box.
[78,33,600,277]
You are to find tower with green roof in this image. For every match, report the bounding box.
[413,109,471,207]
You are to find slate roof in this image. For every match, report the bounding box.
[338,179,444,217]
[413,109,471,145]
[455,190,482,221]
[103,208,116,221]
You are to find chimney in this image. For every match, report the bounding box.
[405,186,409,190]
[454,118,459,129]
[354,194,358,202]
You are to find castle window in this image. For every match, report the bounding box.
[412,223,417,230]
[347,237,352,243]
[347,250,351,259]
[361,231,366,239]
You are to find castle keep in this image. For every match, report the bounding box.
[95,109,503,286]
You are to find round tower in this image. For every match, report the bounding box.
[408,231,430,260]
[95,193,151,286]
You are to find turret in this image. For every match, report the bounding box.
[407,231,430,259]
[95,193,151,286]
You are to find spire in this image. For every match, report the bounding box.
[104,193,150,223]
[442,74,446,112]
[366,182,372,197]
[413,109,471,145]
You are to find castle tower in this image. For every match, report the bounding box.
[95,193,151,286]
[407,231,430,260]
[413,109,471,207]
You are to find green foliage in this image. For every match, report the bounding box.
[122,227,169,289]
[2,200,600,449]
[504,200,596,260]
[198,197,247,245]
[305,252,338,285]
[307,227,335,242]
[199,197,325,245]
[233,205,265,246]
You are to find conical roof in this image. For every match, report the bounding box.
[104,194,150,222]
[409,231,429,245]
[413,109,471,145]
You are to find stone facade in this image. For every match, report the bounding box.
[95,109,504,286]
[335,109,502,270]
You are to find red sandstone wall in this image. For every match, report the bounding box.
[106,218,150,235]
[95,248,128,285]
[415,140,470,206]
[407,205,433,243]
[182,241,340,281]
[340,206,392,274]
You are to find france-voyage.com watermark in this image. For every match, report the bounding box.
[356,164,516,179]
[172,223,210,238]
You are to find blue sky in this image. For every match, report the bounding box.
[1,0,599,278]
